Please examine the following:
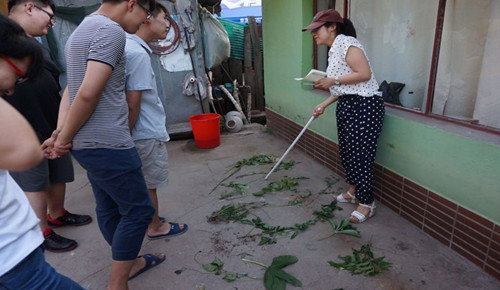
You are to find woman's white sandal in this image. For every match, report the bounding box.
[350,202,376,223]
[334,191,356,204]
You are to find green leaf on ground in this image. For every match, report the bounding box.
[223,272,248,282]
[234,153,276,168]
[242,255,302,290]
[264,255,302,290]
[202,257,248,282]
[210,153,277,195]
[202,257,224,275]
[313,200,343,221]
[207,204,249,223]
[276,160,298,171]
[220,181,249,199]
[318,218,361,241]
[328,243,391,276]
[317,175,340,195]
[253,176,307,196]
[243,217,315,245]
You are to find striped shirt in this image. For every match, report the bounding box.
[65,14,134,150]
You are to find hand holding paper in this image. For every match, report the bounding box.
[295,69,327,82]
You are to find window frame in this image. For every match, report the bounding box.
[312,0,500,135]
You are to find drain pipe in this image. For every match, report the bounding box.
[206,71,218,113]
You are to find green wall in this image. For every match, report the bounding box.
[262,0,500,223]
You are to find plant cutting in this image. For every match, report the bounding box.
[240,217,316,245]
[328,243,391,276]
[317,175,340,195]
[202,257,248,282]
[253,176,307,196]
[220,181,248,199]
[207,204,249,223]
[312,200,342,221]
[211,154,298,194]
[318,218,361,241]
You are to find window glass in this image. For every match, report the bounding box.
[433,0,500,129]
[350,0,438,110]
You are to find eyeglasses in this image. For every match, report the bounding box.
[33,4,56,27]
[0,54,28,85]
[136,2,152,20]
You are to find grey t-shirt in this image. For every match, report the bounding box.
[65,14,134,150]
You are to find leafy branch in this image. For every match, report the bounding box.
[207,202,267,224]
[240,217,316,245]
[318,218,361,241]
[202,257,248,282]
[209,154,300,195]
[234,153,276,168]
[328,243,391,276]
[312,200,343,221]
[209,153,277,194]
[253,176,307,196]
[242,255,302,290]
[207,204,249,223]
[220,181,248,199]
[275,160,298,171]
[236,171,267,179]
[317,175,340,195]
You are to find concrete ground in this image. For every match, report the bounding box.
[46,124,500,290]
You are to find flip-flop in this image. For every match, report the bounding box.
[147,223,189,240]
[159,216,166,223]
[128,253,166,280]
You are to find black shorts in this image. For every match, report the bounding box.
[9,154,75,192]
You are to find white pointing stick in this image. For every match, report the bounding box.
[265,115,316,180]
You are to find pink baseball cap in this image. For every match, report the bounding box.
[302,9,344,31]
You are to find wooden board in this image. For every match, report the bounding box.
[248,16,264,111]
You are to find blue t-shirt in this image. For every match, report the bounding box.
[125,34,169,142]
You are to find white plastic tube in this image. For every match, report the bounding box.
[219,85,248,124]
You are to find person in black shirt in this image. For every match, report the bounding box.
[4,0,92,252]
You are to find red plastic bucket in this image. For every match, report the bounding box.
[188,113,221,148]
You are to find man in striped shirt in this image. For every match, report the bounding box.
[43,0,166,288]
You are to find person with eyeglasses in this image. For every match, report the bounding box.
[4,0,93,254]
[125,2,188,243]
[41,0,165,288]
[0,54,28,86]
[33,3,56,27]
[0,14,85,290]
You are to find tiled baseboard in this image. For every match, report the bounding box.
[266,109,500,280]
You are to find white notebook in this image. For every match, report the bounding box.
[295,69,327,82]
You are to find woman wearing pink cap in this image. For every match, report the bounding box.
[303,9,385,223]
